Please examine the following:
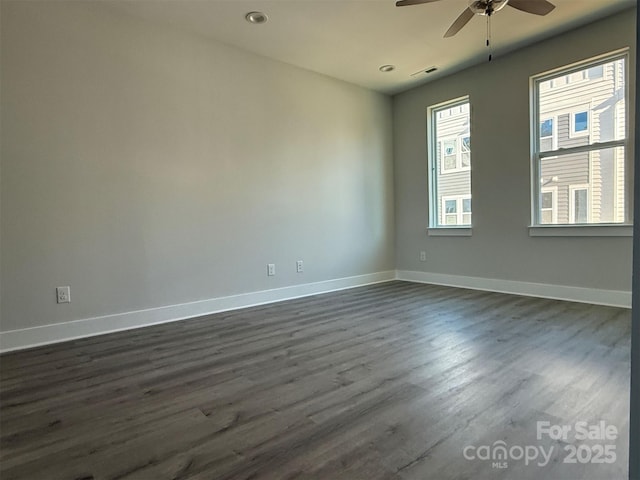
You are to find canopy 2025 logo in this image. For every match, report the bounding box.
[462,420,618,469]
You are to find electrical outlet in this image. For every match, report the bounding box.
[56,286,71,303]
[296,260,304,273]
[420,251,427,262]
[267,264,276,276]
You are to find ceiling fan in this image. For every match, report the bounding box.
[396,0,556,38]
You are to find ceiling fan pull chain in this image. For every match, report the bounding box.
[486,14,492,62]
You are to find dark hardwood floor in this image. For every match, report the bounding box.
[0,281,631,479]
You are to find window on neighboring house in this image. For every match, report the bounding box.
[442,195,472,226]
[539,117,555,151]
[545,69,591,89]
[587,65,604,80]
[531,52,628,226]
[441,138,458,172]
[570,186,590,223]
[462,196,472,224]
[428,97,472,228]
[460,136,471,169]
[571,110,589,136]
[440,135,471,173]
[540,187,557,224]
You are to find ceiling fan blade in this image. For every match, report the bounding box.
[444,8,475,38]
[396,0,443,6]
[508,0,556,16]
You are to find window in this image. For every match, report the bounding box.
[428,97,472,228]
[440,135,471,173]
[539,117,556,151]
[531,52,628,226]
[461,136,471,169]
[543,69,591,89]
[442,138,458,171]
[570,185,590,223]
[573,112,588,133]
[441,195,472,226]
[462,197,472,224]
[570,110,589,138]
[540,187,557,224]
[540,118,553,138]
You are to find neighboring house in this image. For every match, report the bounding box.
[538,59,626,224]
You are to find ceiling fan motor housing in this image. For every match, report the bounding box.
[469,0,509,16]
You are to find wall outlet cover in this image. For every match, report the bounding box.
[56,286,71,303]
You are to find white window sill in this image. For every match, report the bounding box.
[529,224,632,237]
[428,227,472,237]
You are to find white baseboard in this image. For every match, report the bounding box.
[0,271,396,353]
[2,269,630,353]
[397,270,631,309]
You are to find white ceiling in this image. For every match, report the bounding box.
[106,0,636,95]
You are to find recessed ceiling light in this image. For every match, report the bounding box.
[245,11,268,24]
[379,65,395,73]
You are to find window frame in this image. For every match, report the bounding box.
[530,50,630,231]
[427,96,472,231]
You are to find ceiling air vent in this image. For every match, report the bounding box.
[411,66,438,77]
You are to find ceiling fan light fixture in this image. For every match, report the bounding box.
[469,0,509,16]
[245,11,268,24]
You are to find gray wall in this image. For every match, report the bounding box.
[393,9,635,292]
[0,1,395,332]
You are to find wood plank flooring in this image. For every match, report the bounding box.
[0,281,631,479]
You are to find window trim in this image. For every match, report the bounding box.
[529,224,632,237]
[530,49,631,228]
[427,95,472,232]
[428,227,473,237]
